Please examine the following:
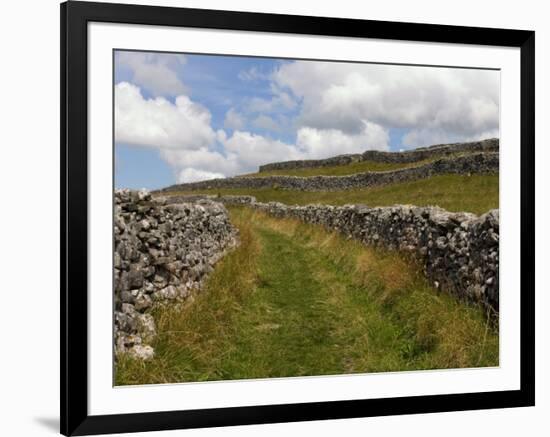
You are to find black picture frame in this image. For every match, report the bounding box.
[61,1,535,435]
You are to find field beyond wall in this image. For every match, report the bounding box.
[162,174,499,216]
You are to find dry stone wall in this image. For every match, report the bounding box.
[114,190,237,360]
[163,194,257,206]
[161,152,498,193]
[259,138,499,172]
[160,193,499,313]
[250,201,499,314]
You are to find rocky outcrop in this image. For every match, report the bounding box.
[250,202,499,314]
[259,138,499,172]
[160,153,498,193]
[114,190,238,360]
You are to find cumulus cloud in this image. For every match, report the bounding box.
[220,131,302,171]
[273,61,499,147]
[402,128,500,149]
[223,108,245,130]
[115,82,216,149]
[115,82,298,180]
[116,51,187,97]
[177,168,225,183]
[296,121,389,158]
[116,81,389,183]
[158,131,302,180]
[160,147,239,179]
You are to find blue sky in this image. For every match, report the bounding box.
[114,51,499,189]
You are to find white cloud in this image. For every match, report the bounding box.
[115,82,216,149]
[159,131,301,180]
[116,51,186,97]
[177,168,225,183]
[402,128,500,148]
[115,82,292,180]
[297,123,389,156]
[273,61,499,146]
[116,82,389,183]
[220,131,302,171]
[296,121,389,158]
[160,147,239,178]
[223,108,245,130]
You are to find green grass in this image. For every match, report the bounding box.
[241,159,432,177]
[240,152,472,178]
[165,174,499,215]
[115,208,498,385]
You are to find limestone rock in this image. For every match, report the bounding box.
[113,189,237,360]
[128,344,154,361]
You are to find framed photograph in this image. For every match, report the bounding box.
[61,1,535,435]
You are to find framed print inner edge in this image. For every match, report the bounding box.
[61,1,535,436]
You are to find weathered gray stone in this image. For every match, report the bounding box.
[134,292,153,311]
[154,285,178,300]
[127,266,144,289]
[136,313,156,342]
[128,344,154,361]
[114,189,238,360]
[115,334,141,354]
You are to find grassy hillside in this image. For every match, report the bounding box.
[164,174,499,215]
[116,208,498,385]
[241,152,472,178]
[241,158,430,177]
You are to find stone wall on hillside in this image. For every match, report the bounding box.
[162,194,257,206]
[250,202,499,314]
[160,152,498,193]
[259,138,498,172]
[114,190,237,360]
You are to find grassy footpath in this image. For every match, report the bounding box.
[116,208,498,385]
[166,174,499,215]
